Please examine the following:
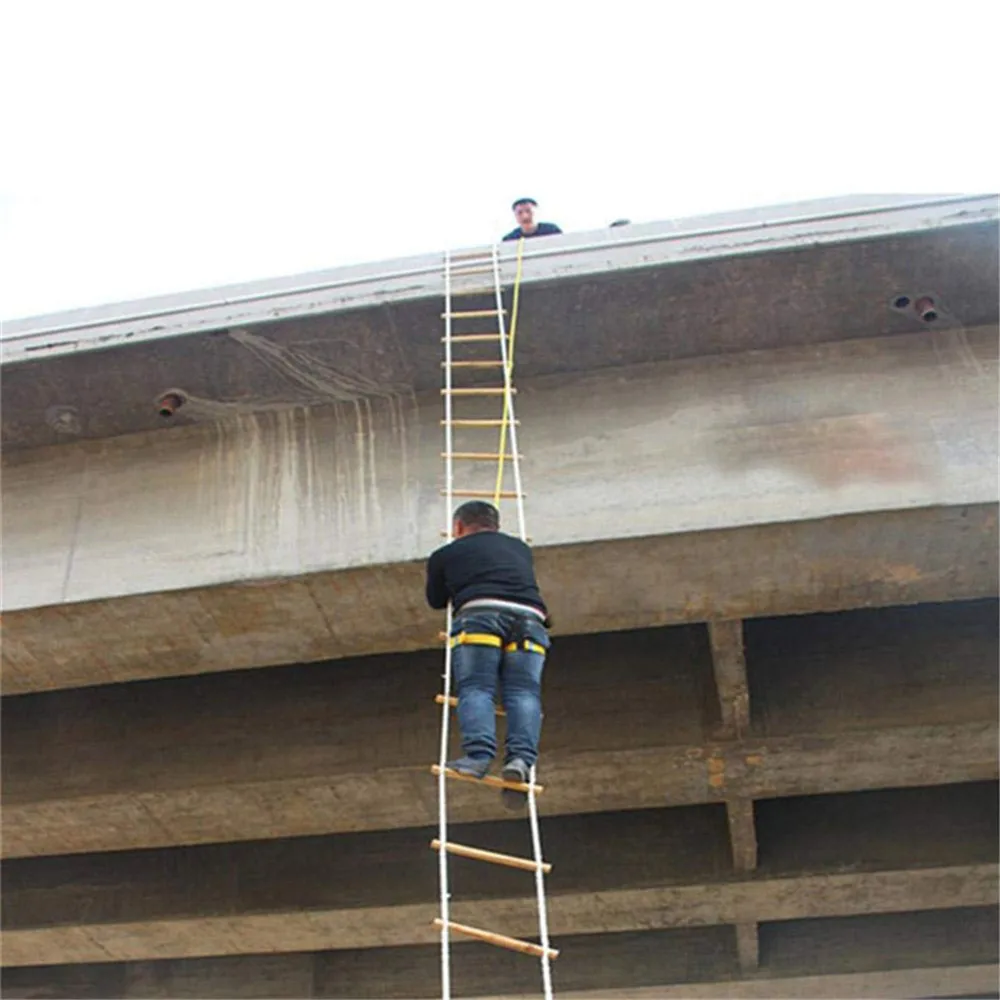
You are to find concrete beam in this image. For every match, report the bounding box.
[4,958,997,1000]
[5,599,996,856]
[3,501,997,695]
[499,966,1000,1000]
[3,328,997,692]
[4,194,993,365]
[5,781,996,966]
[3,862,995,967]
[726,799,758,872]
[4,964,997,1000]
[709,620,750,738]
[734,922,760,972]
[3,719,994,859]
[4,906,996,997]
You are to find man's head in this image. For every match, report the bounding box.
[511,197,538,232]
[452,500,500,538]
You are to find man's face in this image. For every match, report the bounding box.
[514,201,537,229]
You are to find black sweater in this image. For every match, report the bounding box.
[425,531,547,615]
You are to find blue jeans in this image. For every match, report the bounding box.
[450,608,550,767]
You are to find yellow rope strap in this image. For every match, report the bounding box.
[450,631,546,655]
[493,236,526,504]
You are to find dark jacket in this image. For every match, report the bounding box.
[502,222,562,242]
[425,530,547,615]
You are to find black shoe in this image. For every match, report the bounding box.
[501,758,531,811]
[447,755,491,779]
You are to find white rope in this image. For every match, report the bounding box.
[437,249,455,1000]
[492,244,555,1000]
[528,760,554,1000]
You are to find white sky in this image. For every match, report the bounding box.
[1,0,997,321]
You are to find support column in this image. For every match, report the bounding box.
[711,619,760,973]
[735,921,760,972]
[708,619,750,738]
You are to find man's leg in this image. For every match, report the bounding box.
[499,645,545,808]
[449,641,502,777]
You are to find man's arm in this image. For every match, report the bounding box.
[425,548,449,609]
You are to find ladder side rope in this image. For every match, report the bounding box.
[437,248,455,1000]
[489,238,554,1000]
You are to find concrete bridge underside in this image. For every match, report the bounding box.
[3,197,998,999]
[4,327,997,694]
[3,599,998,996]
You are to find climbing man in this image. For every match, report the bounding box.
[425,500,551,809]
[503,197,563,242]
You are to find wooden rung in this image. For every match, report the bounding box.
[443,489,523,499]
[431,764,544,795]
[442,309,506,319]
[433,918,559,959]
[442,360,505,368]
[435,693,506,717]
[441,387,515,396]
[450,249,492,261]
[441,419,520,427]
[449,265,493,275]
[442,333,508,343]
[441,452,520,460]
[431,838,551,874]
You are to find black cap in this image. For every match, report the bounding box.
[511,197,537,210]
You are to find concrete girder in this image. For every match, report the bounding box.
[490,966,1000,1000]
[3,196,997,452]
[3,720,995,859]
[4,596,996,857]
[4,950,998,999]
[4,964,997,1000]
[3,502,997,696]
[3,904,997,996]
[3,327,997,693]
[3,863,995,968]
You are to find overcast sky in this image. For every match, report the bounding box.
[1,1,996,321]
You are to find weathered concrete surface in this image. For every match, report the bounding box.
[4,863,993,967]
[5,965,998,1000]
[4,601,995,856]
[4,781,996,964]
[4,196,997,998]
[3,904,996,996]
[4,504,996,696]
[518,967,1000,1000]
[5,721,993,859]
[3,196,996,454]
[7,328,996,610]
[3,328,997,692]
[5,930,998,1000]
[5,779,995,940]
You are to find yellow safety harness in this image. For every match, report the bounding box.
[449,631,546,656]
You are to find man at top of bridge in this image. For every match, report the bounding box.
[502,197,563,242]
[426,500,551,809]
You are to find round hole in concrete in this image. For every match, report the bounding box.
[156,391,187,418]
[892,295,911,309]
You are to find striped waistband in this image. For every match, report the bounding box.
[458,598,547,621]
